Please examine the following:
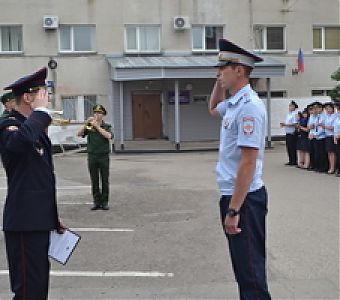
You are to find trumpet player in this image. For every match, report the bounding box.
[78,104,113,210]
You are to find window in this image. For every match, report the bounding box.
[59,25,95,52]
[192,26,223,51]
[258,91,287,98]
[0,26,22,52]
[125,26,160,53]
[313,27,340,51]
[311,89,332,96]
[62,95,96,121]
[254,26,285,51]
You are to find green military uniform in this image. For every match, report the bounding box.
[0,92,15,119]
[83,105,112,209]
[0,110,11,119]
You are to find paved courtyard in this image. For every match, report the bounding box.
[0,144,339,299]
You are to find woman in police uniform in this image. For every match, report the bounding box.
[78,104,112,210]
[323,102,337,174]
[334,103,340,176]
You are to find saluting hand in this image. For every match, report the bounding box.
[32,89,49,109]
[225,215,242,235]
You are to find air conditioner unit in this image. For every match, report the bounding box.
[173,16,190,30]
[43,16,59,29]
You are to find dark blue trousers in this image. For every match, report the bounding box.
[285,133,297,164]
[219,186,271,300]
[4,231,50,300]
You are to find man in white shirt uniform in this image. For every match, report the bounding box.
[280,101,298,166]
[209,38,271,300]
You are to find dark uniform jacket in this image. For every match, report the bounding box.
[0,109,59,231]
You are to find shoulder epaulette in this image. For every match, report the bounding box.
[242,92,252,104]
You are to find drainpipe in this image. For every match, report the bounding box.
[174,80,180,151]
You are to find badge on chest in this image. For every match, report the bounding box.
[223,117,230,129]
[35,140,45,156]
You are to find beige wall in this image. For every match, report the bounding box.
[0,0,339,116]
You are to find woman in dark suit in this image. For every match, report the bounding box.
[296,109,311,169]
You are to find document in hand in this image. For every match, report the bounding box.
[48,229,81,265]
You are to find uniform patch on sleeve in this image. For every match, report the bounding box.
[242,116,255,135]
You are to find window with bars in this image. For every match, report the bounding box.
[313,27,340,51]
[192,25,223,51]
[59,25,96,52]
[125,25,160,53]
[253,26,286,51]
[62,95,96,121]
[0,26,23,52]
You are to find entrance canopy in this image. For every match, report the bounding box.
[107,55,285,81]
[106,54,286,150]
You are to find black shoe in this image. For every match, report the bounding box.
[101,204,109,210]
[91,204,101,211]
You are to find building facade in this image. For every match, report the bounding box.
[0,0,339,147]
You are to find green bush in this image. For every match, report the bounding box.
[330,68,340,102]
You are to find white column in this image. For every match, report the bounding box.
[77,95,85,121]
[119,82,124,150]
[174,80,180,150]
[266,78,272,148]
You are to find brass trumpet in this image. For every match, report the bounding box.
[85,121,94,130]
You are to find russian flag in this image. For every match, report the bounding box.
[297,48,304,73]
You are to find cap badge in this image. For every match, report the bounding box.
[218,53,240,64]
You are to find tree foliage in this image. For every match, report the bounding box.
[330,68,340,102]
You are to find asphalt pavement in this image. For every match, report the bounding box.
[0,144,339,300]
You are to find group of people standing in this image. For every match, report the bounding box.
[281,100,340,176]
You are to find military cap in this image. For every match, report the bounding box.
[0,92,15,105]
[4,67,47,96]
[289,100,298,108]
[324,102,334,109]
[216,39,263,68]
[93,104,107,115]
[313,101,323,108]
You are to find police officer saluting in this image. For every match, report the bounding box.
[209,39,271,299]
[78,104,112,210]
[0,67,65,300]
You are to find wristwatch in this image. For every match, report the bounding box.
[227,208,240,217]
